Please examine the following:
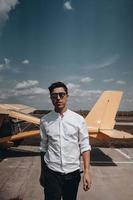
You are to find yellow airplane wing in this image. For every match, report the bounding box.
[101,129,133,139]
[0,104,36,114]
[0,130,40,143]
[9,110,40,125]
[0,104,40,124]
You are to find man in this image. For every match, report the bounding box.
[40,82,92,200]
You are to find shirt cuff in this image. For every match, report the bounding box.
[80,145,91,154]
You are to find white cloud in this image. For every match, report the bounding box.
[66,82,101,97]
[0,93,7,100]
[120,92,133,111]
[14,87,48,96]
[15,80,39,89]
[80,77,94,83]
[67,83,80,90]
[4,57,10,65]
[64,1,73,10]
[70,89,101,97]
[84,54,120,70]
[0,86,48,100]
[0,0,19,24]
[0,58,22,73]
[0,64,4,70]
[103,78,114,83]
[4,57,10,69]
[96,54,120,69]
[22,59,29,64]
[67,87,102,110]
[0,57,10,71]
[116,80,126,85]
[65,75,81,82]
[125,99,133,103]
[0,88,14,100]
[12,67,21,73]
[14,80,49,98]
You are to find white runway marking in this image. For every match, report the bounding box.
[90,161,133,164]
[115,148,131,159]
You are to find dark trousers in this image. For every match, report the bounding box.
[43,164,81,200]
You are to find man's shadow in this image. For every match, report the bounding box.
[90,147,117,166]
[0,147,40,161]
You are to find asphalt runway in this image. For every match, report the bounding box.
[0,145,133,200]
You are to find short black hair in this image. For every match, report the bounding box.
[48,82,68,94]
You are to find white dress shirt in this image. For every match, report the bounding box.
[40,109,91,174]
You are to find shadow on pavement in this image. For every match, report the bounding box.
[0,148,40,161]
[90,147,117,166]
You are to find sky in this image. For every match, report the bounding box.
[0,0,133,111]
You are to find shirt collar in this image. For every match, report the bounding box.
[52,109,69,117]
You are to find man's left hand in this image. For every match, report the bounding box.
[83,171,92,191]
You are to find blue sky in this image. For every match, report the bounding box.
[0,0,133,110]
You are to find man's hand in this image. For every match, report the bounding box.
[83,171,92,191]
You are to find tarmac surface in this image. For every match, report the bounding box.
[0,145,133,200]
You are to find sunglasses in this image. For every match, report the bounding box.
[50,92,66,99]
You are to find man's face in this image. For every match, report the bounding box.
[50,87,68,110]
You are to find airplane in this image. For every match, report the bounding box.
[0,91,133,148]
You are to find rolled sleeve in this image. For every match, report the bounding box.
[79,118,91,154]
[40,120,48,153]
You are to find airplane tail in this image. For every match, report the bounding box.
[85,91,123,130]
